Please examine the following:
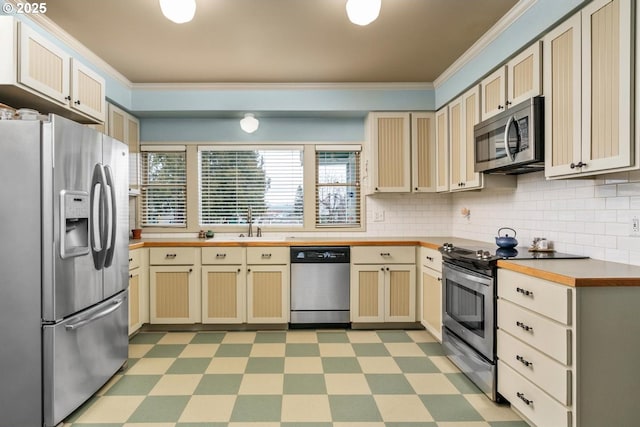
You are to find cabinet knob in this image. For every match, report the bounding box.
[386,267,390,271]
[437,277,442,282]
[505,100,512,106]
[188,268,193,273]
[74,100,81,105]
[65,95,71,101]
[415,187,419,191]
[129,258,133,262]
[237,268,241,273]
[375,187,379,191]
[248,268,251,273]
[129,274,133,279]
[497,105,504,110]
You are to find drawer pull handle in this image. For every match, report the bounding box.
[426,256,434,261]
[516,321,534,333]
[516,392,533,406]
[516,355,533,368]
[216,253,227,258]
[261,253,272,258]
[516,287,534,297]
[380,252,391,257]
[166,253,177,259]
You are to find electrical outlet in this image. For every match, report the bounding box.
[631,214,640,237]
[374,210,385,222]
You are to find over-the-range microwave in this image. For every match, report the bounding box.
[474,96,544,174]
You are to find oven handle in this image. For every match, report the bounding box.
[443,262,493,290]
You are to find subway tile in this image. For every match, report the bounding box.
[605,197,630,210]
[617,182,640,197]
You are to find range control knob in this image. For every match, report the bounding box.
[482,251,492,259]
[476,250,484,258]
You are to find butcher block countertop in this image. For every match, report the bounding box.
[129,236,640,287]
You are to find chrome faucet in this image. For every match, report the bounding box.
[247,206,253,237]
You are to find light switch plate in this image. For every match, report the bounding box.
[631,213,640,237]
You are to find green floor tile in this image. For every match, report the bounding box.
[329,395,382,422]
[122,358,139,373]
[283,374,327,394]
[317,331,349,343]
[245,357,285,373]
[418,342,445,356]
[194,374,242,395]
[445,372,483,394]
[489,422,531,427]
[255,331,287,343]
[176,423,229,427]
[394,356,440,373]
[230,395,282,422]
[377,330,413,342]
[282,423,332,427]
[385,423,438,427]
[190,332,226,344]
[419,394,483,422]
[144,344,186,358]
[167,357,211,374]
[104,375,161,395]
[127,395,190,423]
[321,357,362,373]
[352,343,391,356]
[214,343,253,357]
[129,332,165,344]
[286,343,320,356]
[366,373,415,394]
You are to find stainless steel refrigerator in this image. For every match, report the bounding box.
[0,115,129,427]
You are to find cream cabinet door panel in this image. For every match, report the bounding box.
[480,66,506,120]
[421,266,442,341]
[202,266,245,324]
[128,268,141,335]
[411,112,436,192]
[507,41,542,106]
[150,265,199,324]
[367,113,411,193]
[351,265,385,322]
[462,86,482,189]
[246,265,289,323]
[70,59,105,122]
[435,108,449,192]
[385,264,416,322]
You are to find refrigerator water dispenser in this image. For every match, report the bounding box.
[60,190,90,258]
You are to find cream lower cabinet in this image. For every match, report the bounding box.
[128,249,142,335]
[201,247,246,324]
[351,246,416,323]
[544,0,635,178]
[497,268,640,427]
[246,247,289,324]
[149,248,200,324]
[419,247,442,341]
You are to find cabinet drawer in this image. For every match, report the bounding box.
[420,247,442,272]
[497,329,571,405]
[247,247,289,264]
[498,360,571,427]
[498,269,571,325]
[150,247,196,265]
[202,247,245,265]
[351,246,416,264]
[498,299,571,364]
[129,250,141,270]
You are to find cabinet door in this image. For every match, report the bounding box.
[385,264,416,322]
[150,266,199,323]
[202,266,245,324]
[128,268,142,335]
[246,265,289,323]
[435,108,449,192]
[70,59,105,122]
[411,112,436,192]
[543,13,582,177]
[421,266,442,341]
[108,103,126,142]
[480,66,506,119]
[368,113,411,193]
[462,86,483,190]
[127,114,140,188]
[580,0,633,173]
[507,42,542,107]
[351,264,385,322]
[18,22,70,105]
[448,97,464,190]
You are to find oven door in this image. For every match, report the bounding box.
[442,262,494,361]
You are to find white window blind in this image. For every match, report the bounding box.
[199,147,304,226]
[140,147,187,227]
[316,147,361,227]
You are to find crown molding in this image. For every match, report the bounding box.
[9,0,133,89]
[433,0,537,88]
[132,82,435,91]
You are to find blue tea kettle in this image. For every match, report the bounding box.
[496,227,518,249]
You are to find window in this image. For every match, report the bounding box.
[140,146,187,227]
[316,146,361,227]
[199,147,304,227]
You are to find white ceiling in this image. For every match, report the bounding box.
[41,0,519,84]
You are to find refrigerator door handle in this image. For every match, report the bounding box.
[103,165,117,268]
[90,163,108,270]
[64,298,124,331]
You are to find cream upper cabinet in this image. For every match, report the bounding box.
[545,0,635,178]
[435,108,450,192]
[449,86,483,191]
[108,103,140,188]
[411,112,437,192]
[481,42,542,120]
[364,112,412,193]
[69,59,106,122]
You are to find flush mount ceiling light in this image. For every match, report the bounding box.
[159,0,196,24]
[346,0,382,26]
[240,113,259,134]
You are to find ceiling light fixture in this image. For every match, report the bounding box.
[346,0,382,26]
[240,113,259,134]
[159,0,196,24]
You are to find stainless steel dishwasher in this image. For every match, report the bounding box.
[290,246,350,325]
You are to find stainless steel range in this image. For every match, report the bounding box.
[439,243,586,402]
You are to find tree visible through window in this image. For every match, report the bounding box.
[316,150,361,226]
[199,148,304,227]
[140,149,187,227]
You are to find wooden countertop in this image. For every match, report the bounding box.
[129,236,640,287]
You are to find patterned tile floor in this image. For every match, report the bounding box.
[62,329,528,427]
